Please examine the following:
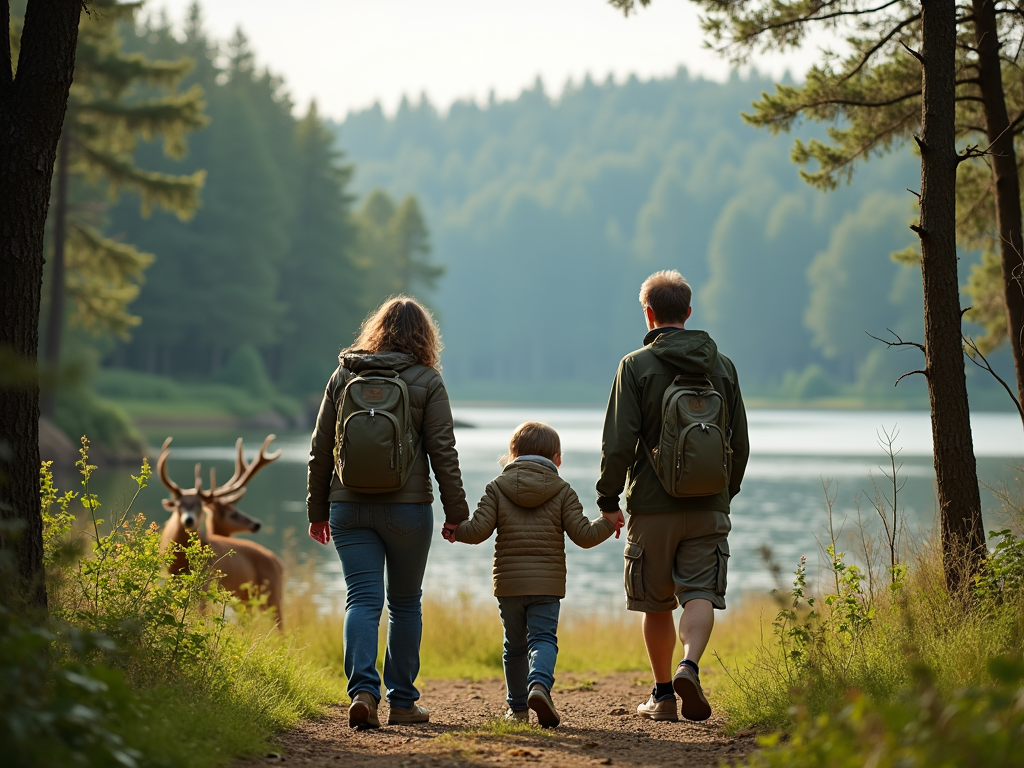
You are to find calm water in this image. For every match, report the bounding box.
[85,409,1024,612]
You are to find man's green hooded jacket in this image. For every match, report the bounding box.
[596,327,749,515]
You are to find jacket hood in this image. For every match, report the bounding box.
[494,459,565,508]
[340,350,417,372]
[643,329,719,375]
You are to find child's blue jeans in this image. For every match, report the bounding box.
[496,595,560,711]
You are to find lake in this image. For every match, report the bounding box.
[85,408,1024,613]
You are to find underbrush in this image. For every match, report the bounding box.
[1,439,342,768]
[94,367,302,424]
[725,452,1024,767]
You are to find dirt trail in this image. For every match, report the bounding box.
[238,673,757,768]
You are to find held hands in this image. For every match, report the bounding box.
[602,509,625,539]
[308,521,331,545]
[441,521,459,543]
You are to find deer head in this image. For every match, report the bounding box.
[202,435,282,535]
[157,437,215,533]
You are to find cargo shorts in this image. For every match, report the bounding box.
[622,510,731,612]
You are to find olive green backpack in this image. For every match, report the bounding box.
[641,374,733,498]
[334,369,418,493]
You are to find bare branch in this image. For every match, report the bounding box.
[901,39,925,63]
[964,335,1024,425]
[894,369,928,386]
[868,328,927,352]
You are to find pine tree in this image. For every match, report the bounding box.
[356,190,444,306]
[40,0,207,417]
[274,101,361,394]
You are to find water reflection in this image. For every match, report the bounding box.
[82,409,1023,612]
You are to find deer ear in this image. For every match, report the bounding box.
[162,499,176,511]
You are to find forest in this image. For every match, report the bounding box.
[41,4,1016,459]
[334,71,1013,406]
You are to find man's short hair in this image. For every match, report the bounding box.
[639,270,692,325]
[509,421,561,461]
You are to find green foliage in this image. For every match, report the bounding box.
[965,250,1008,354]
[0,607,146,768]
[975,529,1024,604]
[721,471,1024,733]
[216,345,275,399]
[12,439,343,767]
[37,0,207,341]
[55,384,146,461]
[739,661,1024,768]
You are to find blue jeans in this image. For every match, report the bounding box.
[496,596,560,711]
[329,502,432,708]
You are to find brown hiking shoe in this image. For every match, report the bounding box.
[527,684,560,728]
[637,691,679,722]
[673,663,712,721]
[504,708,529,722]
[387,703,430,725]
[348,692,380,729]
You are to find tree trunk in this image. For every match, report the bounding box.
[971,0,1024,409]
[918,0,985,591]
[0,0,82,613]
[41,133,70,420]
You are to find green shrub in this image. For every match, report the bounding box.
[17,439,343,767]
[216,345,275,399]
[93,369,183,401]
[0,607,145,768]
[740,659,1024,768]
[55,386,146,459]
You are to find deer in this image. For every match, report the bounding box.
[203,436,280,537]
[157,437,285,628]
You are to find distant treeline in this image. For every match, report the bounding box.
[104,9,441,399]
[335,72,1012,405]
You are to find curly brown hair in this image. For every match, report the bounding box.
[343,296,444,369]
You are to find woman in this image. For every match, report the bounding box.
[306,296,469,729]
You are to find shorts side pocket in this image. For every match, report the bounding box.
[624,541,646,602]
[714,541,730,596]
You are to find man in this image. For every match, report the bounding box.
[596,269,749,722]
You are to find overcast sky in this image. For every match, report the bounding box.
[152,0,826,119]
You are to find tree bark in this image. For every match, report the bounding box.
[41,133,70,420]
[971,0,1024,409]
[0,0,82,612]
[918,0,985,591]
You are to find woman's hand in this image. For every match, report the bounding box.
[441,521,459,543]
[309,521,331,545]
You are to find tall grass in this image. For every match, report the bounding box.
[718,465,1024,733]
[283,540,769,685]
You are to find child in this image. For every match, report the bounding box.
[448,421,620,727]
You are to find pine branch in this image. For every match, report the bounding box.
[839,13,922,84]
[78,143,204,217]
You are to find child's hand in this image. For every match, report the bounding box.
[309,521,331,545]
[441,521,459,543]
[602,509,625,539]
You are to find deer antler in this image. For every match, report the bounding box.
[208,464,248,506]
[211,434,281,499]
[195,463,214,501]
[157,437,183,498]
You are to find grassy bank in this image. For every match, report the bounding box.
[719,471,1024,767]
[2,443,343,768]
